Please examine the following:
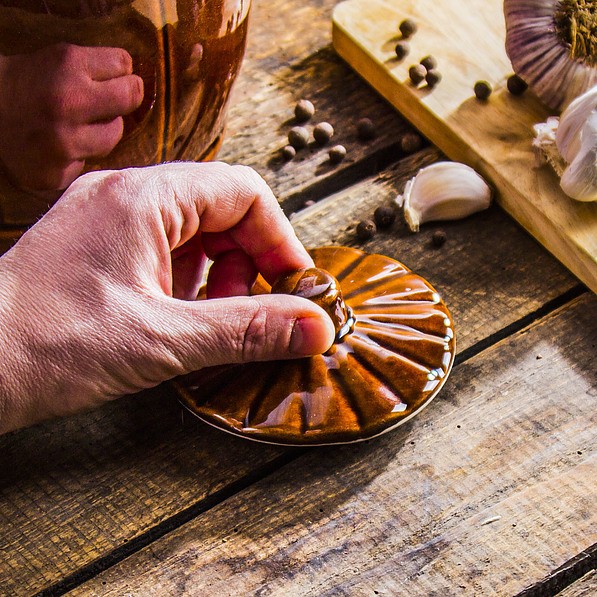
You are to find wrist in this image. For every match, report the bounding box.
[0,256,35,434]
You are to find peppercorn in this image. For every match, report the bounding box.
[400,132,423,154]
[288,126,309,149]
[374,205,396,228]
[328,144,347,164]
[356,117,376,141]
[474,80,492,100]
[394,41,410,60]
[420,55,437,71]
[432,229,447,248]
[507,74,528,96]
[313,122,334,145]
[294,99,315,122]
[356,219,376,241]
[409,64,427,86]
[399,18,417,38]
[304,199,316,208]
[425,70,442,88]
[281,145,296,161]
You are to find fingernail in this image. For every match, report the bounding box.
[290,316,334,356]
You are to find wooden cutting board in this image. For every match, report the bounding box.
[332,0,597,293]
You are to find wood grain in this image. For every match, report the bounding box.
[71,294,597,596]
[556,570,597,597]
[0,154,579,595]
[332,0,597,292]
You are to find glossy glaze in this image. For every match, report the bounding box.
[178,246,456,445]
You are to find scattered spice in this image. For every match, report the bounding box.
[400,131,423,154]
[313,122,334,145]
[328,144,347,164]
[356,219,377,241]
[294,99,315,122]
[420,55,437,71]
[281,145,296,161]
[357,117,376,141]
[374,205,396,228]
[288,126,310,149]
[507,74,528,96]
[425,70,442,88]
[395,41,410,60]
[474,80,493,100]
[399,18,417,38]
[432,229,447,247]
[409,64,427,86]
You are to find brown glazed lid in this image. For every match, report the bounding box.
[177,246,456,446]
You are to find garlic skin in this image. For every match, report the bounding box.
[533,85,597,201]
[504,0,597,112]
[396,162,493,232]
[556,84,597,161]
[560,111,597,201]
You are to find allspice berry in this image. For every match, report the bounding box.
[425,70,442,88]
[313,122,334,145]
[281,145,296,161]
[409,64,427,86]
[395,41,410,60]
[328,144,347,164]
[400,131,423,154]
[420,55,437,71]
[288,126,310,149]
[294,99,315,122]
[356,117,376,141]
[432,229,447,248]
[356,219,377,241]
[374,205,396,228]
[474,80,492,100]
[399,18,417,38]
[507,74,528,96]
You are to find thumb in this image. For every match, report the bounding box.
[156,294,336,371]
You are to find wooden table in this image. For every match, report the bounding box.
[1,1,595,595]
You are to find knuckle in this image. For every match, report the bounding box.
[114,47,133,73]
[239,300,270,362]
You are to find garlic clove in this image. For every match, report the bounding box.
[560,111,597,201]
[396,162,492,232]
[556,85,597,163]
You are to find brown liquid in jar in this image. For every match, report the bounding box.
[0,0,250,216]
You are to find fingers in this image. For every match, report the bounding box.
[171,233,208,300]
[73,74,144,123]
[129,162,314,284]
[206,249,257,299]
[85,46,134,81]
[154,294,335,371]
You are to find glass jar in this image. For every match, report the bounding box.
[0,0,251,223]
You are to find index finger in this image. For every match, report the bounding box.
[134,162,314,283]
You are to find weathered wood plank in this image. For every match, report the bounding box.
[555,570,597,597]
[0,154,579,595]
[71,294,597,596]
[216,0,420,212]
[291,148,581,347]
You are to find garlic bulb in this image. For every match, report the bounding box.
[504,0,597,111]
[533,85,597,201]
[396,162,493,232]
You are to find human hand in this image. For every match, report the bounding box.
[0,163,335,434]
[0,43,143,192]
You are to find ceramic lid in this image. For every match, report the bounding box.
[177,246,456,445]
